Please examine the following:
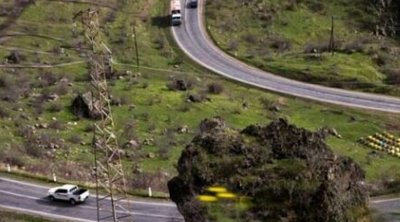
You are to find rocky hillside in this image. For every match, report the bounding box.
[168,118,370,222]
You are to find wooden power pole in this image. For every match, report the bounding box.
[329,16,335,56]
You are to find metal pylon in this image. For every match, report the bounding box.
[73,9,131,221]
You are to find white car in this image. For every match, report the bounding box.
[47,184,89,205]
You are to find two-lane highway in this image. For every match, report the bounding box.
[0,177,183,222]
[172,0,400,113]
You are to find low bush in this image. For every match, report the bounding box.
[207,82,224,94]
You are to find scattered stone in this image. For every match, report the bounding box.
[318,127,342,139]
[147,152,155,159]
[124,139,140,149]
[20,113,30,120]
[177,125,189,134]
[269,105,281,112]
[187,94,207,103]
[59,77,69,84]
[142,138,154,145]
[47,93,59,101]
[128,104,136,111]
[34,123,48,129]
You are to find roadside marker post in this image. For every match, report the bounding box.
[148,187,152,197]
[6,164,10,172]
[52,173,57,182]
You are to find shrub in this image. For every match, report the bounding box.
[167,78,192,91]
[242,33,258,43]
[384,69,400,85]
[0,74,12,88]
[54,82,69,95]
[83,124,94,132]
[207,82,224,94]
[341,41,364,54]
[0,106,10,118]
[270,37,292,52]
[68,134,82,144]
[373,53,392,66]
[227,39,238,51]
[153,36,165,50]
[304,42,330,53]
[48,121,66,130]
[48,102,62,113]
[2,88,20,102]
[156,131,175,160]
[306,0,324,12]
[38,72,58,87]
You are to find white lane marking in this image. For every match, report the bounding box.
[0,190,39,200]
[0,176,176,207]
[0,190,183,220]
[371,197,400,204]
[0,204,95,222]
[0,176,49,189]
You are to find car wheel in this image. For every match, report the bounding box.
[49,196,55,201]
[70,199,76,205]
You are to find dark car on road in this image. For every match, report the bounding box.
[188,0,197,8]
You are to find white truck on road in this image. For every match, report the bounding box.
[47,184,89,205]
[171,0,182,26]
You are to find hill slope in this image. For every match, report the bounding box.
[206,0,400,96]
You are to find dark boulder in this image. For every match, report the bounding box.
[71,92,104,119]
[6,51,24,64]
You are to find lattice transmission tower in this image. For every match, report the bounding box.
[73,9,131,221]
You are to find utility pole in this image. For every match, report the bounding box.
[329,16,335,56]
[131,22,140,71]
[73,9,131,222]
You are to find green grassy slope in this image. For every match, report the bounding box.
[206,0,400,96]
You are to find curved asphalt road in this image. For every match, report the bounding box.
[172,0,400,113]
[0,177,183,222]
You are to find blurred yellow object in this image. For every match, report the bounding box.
[207,186,227,193]
[217,192,237,199]
[197,195,218,202]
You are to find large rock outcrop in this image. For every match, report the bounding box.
[168,118,369,222]
[71,92,104,119]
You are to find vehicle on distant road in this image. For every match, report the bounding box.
[188,0,198,8]
[47,184,89,205]
[171,0,182,26]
